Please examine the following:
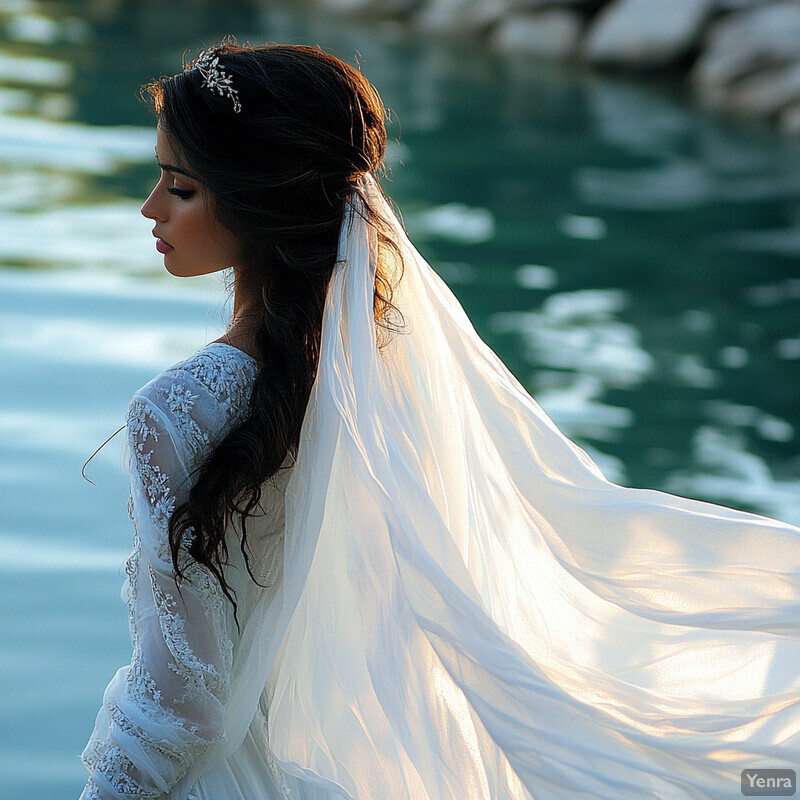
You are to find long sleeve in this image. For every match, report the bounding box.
[80,378,235,799]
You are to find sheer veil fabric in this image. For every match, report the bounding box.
[216,173,800,799]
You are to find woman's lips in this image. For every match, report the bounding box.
[156,238,174,254]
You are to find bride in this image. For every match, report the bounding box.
[79,40,800,800]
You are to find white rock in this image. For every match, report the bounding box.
[511,0,596,7]
[692,1,800,105]
[725,62,800,117]
[779,103,800,135]
[584,0,715,69]
[318,0,418,13]
[414,0,513,36]
[489,9,583,59]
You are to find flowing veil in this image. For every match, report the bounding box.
[218,173,800,799]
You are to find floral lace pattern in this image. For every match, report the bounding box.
[80,344,260,799]
[125,399,176,537]
[165,345,258,467]
[148,563,229,700]
[82,741,163,800]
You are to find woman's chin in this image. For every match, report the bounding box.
[163,260,185,277]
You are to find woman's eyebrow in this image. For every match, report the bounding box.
[158,161,194,177]
[154,147,194,178]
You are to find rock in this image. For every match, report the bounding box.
[511,0,600,8]
[692,2,800,106]
[317,0,420,14]
[584,0,715,70]
[779,103,800,134]
[414,0,513,36]
[725,62,800,117]
[489,9,583,59]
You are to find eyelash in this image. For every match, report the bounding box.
[167,187,195,200]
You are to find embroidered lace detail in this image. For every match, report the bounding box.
[79,779,102,799]
[82,741,165,800]
[81,345,253,798]
[120,535,140,618]
[259,704,292,800]
[148,563,230,700]
[184,345,258,414]
[126,398,176,536]
[125,397,196,568]
[109,698,193,764]
[164,380,199,419]
[169,345,257,466]
[265,744,293,800]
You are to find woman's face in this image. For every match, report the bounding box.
[141,126,241,277]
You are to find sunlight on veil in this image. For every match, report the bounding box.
[216,173,800,800]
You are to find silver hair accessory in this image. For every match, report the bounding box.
[189,48,241,113]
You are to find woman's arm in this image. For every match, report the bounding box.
[80,380,234,799]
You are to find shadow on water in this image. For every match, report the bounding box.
[0,3,798,797]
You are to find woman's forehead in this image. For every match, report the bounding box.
[155,125,176,157]
[154,126,199,180]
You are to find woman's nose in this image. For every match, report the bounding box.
[141,185,165,222]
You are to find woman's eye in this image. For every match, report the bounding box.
[167,187,195,200]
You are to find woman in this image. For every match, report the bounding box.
[80,41,800,800]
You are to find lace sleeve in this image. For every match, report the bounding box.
[80,383,234,799]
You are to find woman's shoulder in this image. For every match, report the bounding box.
[174,341,259,407]
[127,342,259,450]
[138,341,257,399]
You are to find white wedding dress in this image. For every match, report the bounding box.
[80,342,315,800]
[81,176,800,799]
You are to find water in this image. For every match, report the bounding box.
[0,3,798,797]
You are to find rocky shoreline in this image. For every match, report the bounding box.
[312,0,800,135]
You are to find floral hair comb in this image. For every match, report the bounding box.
[189,47,242,113]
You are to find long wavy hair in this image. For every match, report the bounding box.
[141,40,406,625]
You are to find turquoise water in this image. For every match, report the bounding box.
[0,4,798,798]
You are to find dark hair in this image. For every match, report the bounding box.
[142,39,406,625]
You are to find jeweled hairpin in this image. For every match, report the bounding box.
[189,48,241,113]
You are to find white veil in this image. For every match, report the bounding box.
[222,172,800,799]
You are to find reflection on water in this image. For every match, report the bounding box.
[664,425,800,526]
[0,3,798,797]
[0,534,128,572]
[0,52,71,86]
[490,289,651,453]
[0,86,154,268]
[0,117,152,171]
[579,80,800,209]
[408,201,496,243]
